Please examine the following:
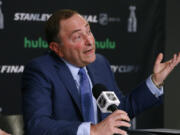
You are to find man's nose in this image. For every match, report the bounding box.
[84,35,92,46]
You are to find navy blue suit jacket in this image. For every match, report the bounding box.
[22,51,162,135]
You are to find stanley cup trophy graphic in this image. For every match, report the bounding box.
[0,0,4,30]
[127,5,137,33]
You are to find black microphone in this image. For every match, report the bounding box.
[92,84,120,113]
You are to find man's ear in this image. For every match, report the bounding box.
[49,42,64,57]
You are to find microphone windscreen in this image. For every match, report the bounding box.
[92,84,108,99]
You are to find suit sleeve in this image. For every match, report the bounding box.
[101,55,163,119]
[22,61,81,135]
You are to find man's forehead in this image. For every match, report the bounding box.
[62,14,88,26]
[60,14,90,34]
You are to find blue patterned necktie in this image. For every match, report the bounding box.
[78,68,95,123]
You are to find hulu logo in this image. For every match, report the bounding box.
[24,37,116,49]
[24,37,48,48]
[95,38,116,49]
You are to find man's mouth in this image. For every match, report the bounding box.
[84,48,94,55]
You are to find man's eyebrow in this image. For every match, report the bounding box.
[71,23,90,35]
[71,29,81,35]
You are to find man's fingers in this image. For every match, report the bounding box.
[0,129,11,135]
[113,110,128,115]
[118,113,130,122]
[170,54,177,67]
[169,53,180,69]
[175,52,180,64]
[114,120,131,128]
[112,110,130,122]
[114,128,128,135]
[92,110,131,135]
[155,53,163,65]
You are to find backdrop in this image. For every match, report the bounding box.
[0,0,165,128]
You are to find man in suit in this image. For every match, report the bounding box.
[22,9,180,135]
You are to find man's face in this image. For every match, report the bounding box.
[57,14,96,67]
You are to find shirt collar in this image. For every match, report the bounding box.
[61,58,80,80]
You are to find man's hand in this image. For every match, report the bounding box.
[152,52,180,86]
[0,129,11,135]
[90,110,131,135]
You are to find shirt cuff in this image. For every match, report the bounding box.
[77,122,91,135]
[146,75,164,98]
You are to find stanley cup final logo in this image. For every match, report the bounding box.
[127,5,137,33]
[0,0,4,30]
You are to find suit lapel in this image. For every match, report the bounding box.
[51,53,82,116]
[87,64,102,86]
